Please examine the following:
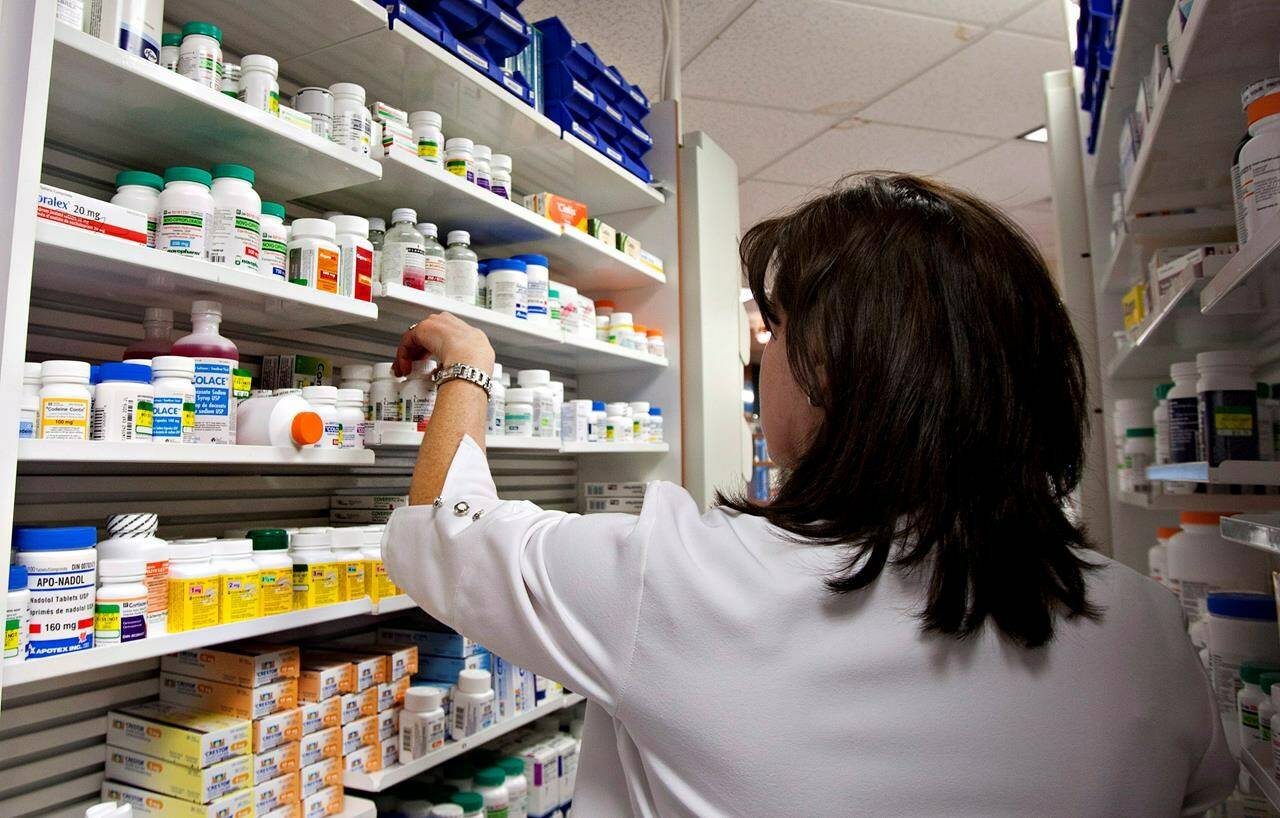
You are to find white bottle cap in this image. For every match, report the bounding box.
[291,218,337,241]
[445,137,474,151]
[492,362,503,378]
[405,685,446,712]
[411,359,437,376]
[290,530,331,549]
[606,402,629,416]
[191,299,223,318]
[456,668,491,694]
[241,54,278,74]
[491,154,512,172]
[416,222,439,239]
[368,217,386,231]
[517,369,550,387]
[373,362,397,380]
[611,312,633,325]
[302,385,339,403]
[99,557,146,581]
[362,525,385,546]
[216,538,253,557]
[330,215,370,238]
[506,388,534,403]
[329,526,364,548]
[392,208,418,225]
[329,82,366,102]
[409,110,442,129]
[152,355,195,378]
[342,364,374,381]
[40,359,91,382]
[336,388,364,404]
[473,144,491,160]
[106,512,159,538]
[447,230,470,246]
[428,805,464,818]
[629,402,650,414]
[144,307,174,323]
[1171,361,1198,379]
[274,388,301,396]
[1196,350,1254,368]
[169,541,212,560]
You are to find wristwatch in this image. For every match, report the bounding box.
[431,362,493,397]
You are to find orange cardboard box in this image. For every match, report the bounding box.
[342,743,382,774]
[253,740,300,785]
[523,192,588,231]
[253,707,302,753]
[341,714,377,756]
[162,643,300,687]
[299,756,341,798]
[298,657,355,702]
[300,697,341,735]
[299,725,341,767]
[301,784,343,816]
[253,770,300,814]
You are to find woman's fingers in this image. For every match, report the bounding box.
[392,313,485,376]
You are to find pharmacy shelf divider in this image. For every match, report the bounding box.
[364,422,668,453]
[498,226,666,291]
[33,221,378,330]
[2,598,376,688]
[338,796,378,818]
[46,24,382,202]
[372,594,418,615]
[344,693,586,791]
[1117,491,1280,512]
[1146,461,1280,486]
[1219,513,1280,555]
[561,442,670,454]
[17,440,375,467]
[1200,217,1280,314]
[1242,740,1280,812]
[1096,213,1236,297]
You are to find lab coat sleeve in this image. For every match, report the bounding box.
[382,434,657,714]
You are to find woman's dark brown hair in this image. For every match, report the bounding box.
[721,172,1098,649]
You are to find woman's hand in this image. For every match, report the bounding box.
[393,312,496,377]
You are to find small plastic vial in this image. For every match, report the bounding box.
[156,166,214,259]
[445,230,478,304]
[248,529,293,617]
[445,137,475,182]
[95,558,149,644]
[381,209,426,289]
[649,407,664,443]
[400,359,438,433]
[5,565,28,663]
[161,31,181,71]
[419,222,447,296]
[19,362,40,440]
[409,110,444,166]
[337,388,366,449]
[302,385,342,448]
[39,360,92,440]
[112,170,164,247]
[288,218,341,293]
[647,329,665,358]
[331,82,372,156]
[505,389,534,437]
[329,526,366,603]
[452,669,495,737]
[473,144,492,190]
[473,767,510,817]
[260,202,289,280]
[212,539,260,624]
[371,362,403,421]
[400,685,448,763]
[177,21,223,91]
[490,153,512,200]
[167,541,219,632]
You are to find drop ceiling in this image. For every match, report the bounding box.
[518,0,1069,257]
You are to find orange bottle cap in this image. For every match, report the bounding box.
[291,411,323,445]
[647,329,662,337]
[1156,527,1182,539]
[595,299,615,309]
[1179,511,1230,525]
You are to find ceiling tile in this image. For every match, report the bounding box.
[683,97,840,177]
[838,0,1041,25]
[1003,0,1067,38]
[858,31,1069,137]
[754,120,997,185]
[738,179,821,227]
[933,140,1052,209]
[683,0,973,113]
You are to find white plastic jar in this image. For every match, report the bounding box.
[39,359,92,440]
[337,388,366,450]
[409,110,444,165]
[517,370,556,439]
[577,296,597,340]
[212,539,260,624]
[112,170,164,248]
[514,255,549,324]
[417,222,447,297]
[1120,428,1154,493]
[288,218,341,294]
[400,359,438,432]
[260,202,288,280]
[473,767,510,816]
[556,282,580,336]
[235,393,324,447]
[156,166,213,259]
[371,362,403,421]
[220,61,240,97]
[1153,382,1173,464]
[1238,660,1280,745]
[1166,512,1271,621]
[490,154,512,200]
[445,137,475,182]
[505,389,534,437]
[609,312,634,346]
[247,529,293,617]
[207,164,261,274]
[177,21,223,91]
[14,526,98,656]
[497,757,528,818]
[1207,592,1280,749]
[95,558,149,644]
[606,414,631,443]
[98,513,169,636]
[166,540,219,632]
[302,385,342,448]
[401,685,448,763]
[161,31,181,71]
[239,54,279,115]
[330,82,372,156]
[453,669,496,737]
[1197,350,1259,465]
[488,362,506,436]
[381,209,427,289]
[330,215,374,302]
[329,526,366,603]
[19,361,40,440]
[628,402,651,442]
[1166,362,1200,495]
[295,87,334,140]
[473,144,492,191]
[91,362,153,442]
[445,230,478,304]
[5,565,28,663]
[1240,78,1280,241]
[1147,525,1178,587]
[647,329,665,358]
[488,259,528,319]
[648,407,664,443]
[290,529,340,609]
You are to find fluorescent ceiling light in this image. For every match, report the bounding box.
[1020,126,1048,143]
[740,287,754,303]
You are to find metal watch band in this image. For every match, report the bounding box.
[431,362,493,397]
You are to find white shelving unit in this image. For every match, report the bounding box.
[1117,491,1280,512]
[1242,741,1280,812]
[365,422,668,454]
[344,694,586,791]
[0,2,687,813]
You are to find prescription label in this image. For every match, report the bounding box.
[152,394,195,443]
[157,209,207,257]
[20,555,96,656]
[192,358,234,444]
[259,567,293,616]
[220,571,260,624]
[293,563,339,609]
[95,596,147,643]
[340,560,366,602]
[39,397,89,439]
[168,576,219,632]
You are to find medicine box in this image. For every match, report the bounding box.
[341,713,378,755]
[102,780,254,818]
[327,638,420,680]
[380,735,399,769]
[300,696,342,735]
[523,192,588,231]
[341,686,379,723]
[299,656,356,702]
[344,742,383,773]
[371,100,409,125]
[299,725,341,767]
[585,497,645,514]
[415,651,493,682]
[254,770,300,815]
[253,707,303,753]
[303,784,344,817]
[305,649,385,691]
[616,232,641,258]
[105,745,252,804]
[583,482,646,497]
[377,707,400,742]
[1121,284,1146,332]
[107,702,250,768]
[278,104,314,133]
[381,121,417,161]
[376,676,411,711]
[263,354,333,390]
[160,672,299,721]
[330,494,408,510]
[586,218,616,248]
[163,643,301,688]
[253,739,300,785]
[299,756,342,798]
[330,508,396,524]
[638,249,664,275]
[37,183,146,245]
[378,626,486,658]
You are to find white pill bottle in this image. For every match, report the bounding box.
[452,668,496,737]
[207,163,262,274]
[5,565,29,663]
[151,355,197,444]
[156,166,213,259]
[98,512,169,636]
[400,685,448,763]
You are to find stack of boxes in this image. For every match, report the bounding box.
[330,493,408,525]
[583,481,645,515]
[158,644,309,816]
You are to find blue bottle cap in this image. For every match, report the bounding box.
[1206,591,1277,621]
[487,258,527,273]
[98,362,151,383]
[649,407,661,415]
[13,526,98,551]
[478,260,491,274]
[511,254,548,268]
[8,564,26,591]
[592,401,605,411]
[89,364,101,385]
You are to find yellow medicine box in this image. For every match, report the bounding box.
[102,779,254,817]
[106,745,252,804]
[305,649,385,691]
[160,672,298,721]
[1121,283,1147,331]
[107,702,250,768]
[162,643,300,688]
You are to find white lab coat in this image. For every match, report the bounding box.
[383,436,1235,817]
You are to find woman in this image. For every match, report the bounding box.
[384,174,1234,816]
